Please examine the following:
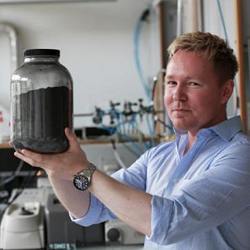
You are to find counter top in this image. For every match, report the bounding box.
[48,244,144,250]
[78,246,143,250]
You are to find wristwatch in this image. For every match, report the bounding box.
[73,163,96,191]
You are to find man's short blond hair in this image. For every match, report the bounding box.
[167,32,238,82]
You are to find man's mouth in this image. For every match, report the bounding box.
[172,108,190,112]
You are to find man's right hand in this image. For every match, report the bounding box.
[14,128,89,181]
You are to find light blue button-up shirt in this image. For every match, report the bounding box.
[72,116,250,250]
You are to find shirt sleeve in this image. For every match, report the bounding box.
[148,140,250,245]
[70,150,149,226]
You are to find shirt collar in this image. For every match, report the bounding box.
[174,116,242,142]
[208,115,242,141]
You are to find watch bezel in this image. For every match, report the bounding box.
[73,163,96,191]
[73,174,90,191]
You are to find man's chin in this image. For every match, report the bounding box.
[172,122,189,134]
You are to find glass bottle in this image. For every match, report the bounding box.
[10,49,73,153]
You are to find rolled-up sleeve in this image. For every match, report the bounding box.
[147,140,250,245]
[70,194,116,226]
[147,195,173,244]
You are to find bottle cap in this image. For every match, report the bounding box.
[24,49,60,57]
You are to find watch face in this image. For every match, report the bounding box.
[73,175,89,191]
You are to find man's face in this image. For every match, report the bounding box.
[164,50,233,134]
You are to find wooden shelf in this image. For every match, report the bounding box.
[0,136,155,149]
[0,140,110,149]
[0,142,11,149]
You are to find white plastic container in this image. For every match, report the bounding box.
[0,106,10,143]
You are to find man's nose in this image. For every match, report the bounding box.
[173,85,187,101]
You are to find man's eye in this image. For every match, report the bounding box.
[188,82,201,87]
[165,81,176,86]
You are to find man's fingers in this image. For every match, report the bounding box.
[21,149,45,163]
[14,151,41,167]
[65,128,79,149]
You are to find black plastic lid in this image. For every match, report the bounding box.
[24,49,60,57]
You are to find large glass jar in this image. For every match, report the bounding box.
[10,49,73,153]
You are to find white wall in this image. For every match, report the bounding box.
[202,0,238,118]
[0,0,161,128]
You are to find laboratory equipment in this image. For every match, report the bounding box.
[0,202,45,250]
[0,187,105,249]
[105,219,144,245]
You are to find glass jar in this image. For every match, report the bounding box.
[10,49,73,153]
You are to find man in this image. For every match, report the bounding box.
[14,32,250,249]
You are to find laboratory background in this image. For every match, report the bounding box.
[0,0,249,249]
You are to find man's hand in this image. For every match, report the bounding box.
[14,128,88,181]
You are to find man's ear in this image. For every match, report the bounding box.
[220,79,234,104]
